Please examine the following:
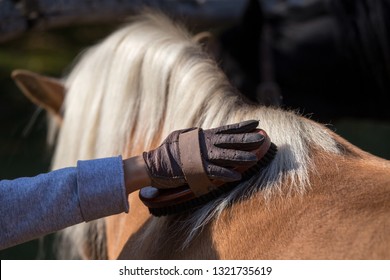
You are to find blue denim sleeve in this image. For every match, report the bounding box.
[0,156,129,250]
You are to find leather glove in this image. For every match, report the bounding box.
[143,120,264,189]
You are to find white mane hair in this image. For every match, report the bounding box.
[53,12,341,258]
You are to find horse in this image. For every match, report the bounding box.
[13,11,390,259]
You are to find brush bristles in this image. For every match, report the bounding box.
[149,142,278,217]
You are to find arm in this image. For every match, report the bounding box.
[122,155,151,195]
[0,156,128,250]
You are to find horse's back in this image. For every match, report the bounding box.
[204,141,390,259]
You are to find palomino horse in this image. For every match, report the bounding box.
[13,12,390,259]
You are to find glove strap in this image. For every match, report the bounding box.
[179,128,214,197]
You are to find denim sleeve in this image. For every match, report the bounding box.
[0,156,129,250]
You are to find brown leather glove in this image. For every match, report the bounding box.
[143,120,264,189]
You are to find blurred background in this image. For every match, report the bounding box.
[1,0,390,259]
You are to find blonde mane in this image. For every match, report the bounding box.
[54,12,341,258]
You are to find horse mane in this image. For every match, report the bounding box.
[53,11,341,258]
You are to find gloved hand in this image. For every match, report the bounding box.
[143,120,264,189]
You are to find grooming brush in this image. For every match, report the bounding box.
[139,129,277,217]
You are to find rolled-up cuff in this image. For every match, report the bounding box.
[77,156,129,222]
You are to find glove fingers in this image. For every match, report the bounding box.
[209,148,258,166]
[214,132,264,150]
[207,164,242,182]
[210,120,259,134]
